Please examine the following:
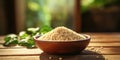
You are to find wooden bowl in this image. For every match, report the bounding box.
[34,34,91,54]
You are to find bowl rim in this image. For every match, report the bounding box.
[34,34,91,42]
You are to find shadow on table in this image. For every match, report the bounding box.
[39,50,105,60]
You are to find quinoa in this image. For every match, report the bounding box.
[38,26,86,41]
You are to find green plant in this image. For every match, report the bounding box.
[3,25,52,48]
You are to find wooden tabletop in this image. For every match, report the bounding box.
[0,33,120,60]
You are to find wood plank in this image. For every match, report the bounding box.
[0,43,120,49]
[0,36,4,43]
[40,54,120,60]
[86,33,120,38]
[91,38,120,43]
[103,55,120,60]
[85,47,120,55]
[0,47,120,56]
[1,33,120,60]
[91,36,120,39]
[0,41,4,43]
[86,33,120,35]
[0,42,120,49]
[0,37,120,43]
[0,38,120,44]
[89,43,120,46]
[0,44,6,49]
[0,55,120,60]
[0,48,42,56]
[1,36,120,43]
[0,33,120,43]
[0,56,39,60]
[0,44,25,49]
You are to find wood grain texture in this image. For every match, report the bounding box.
[88,43,120,46]
[0,36,4,43]
[40,54,120,60]
[1,55,120,60]
[0,47,120,56]
[0,56,39,60]
[0,33,120,60]
[90,39,120,43]
[1,33,120,43]
[0,48,42,56]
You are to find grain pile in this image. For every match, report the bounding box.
[38,26,86,41]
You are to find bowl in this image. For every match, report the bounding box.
[34,34,91,54]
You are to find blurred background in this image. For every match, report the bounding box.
[0,0,120,35]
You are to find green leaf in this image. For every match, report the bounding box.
[3,26,52,48]
[27,27,40,33]
[18,41,28,46]
[26,37,36,48]
[27,27,40,36]
[9,40,18,45]
[28,38,34,44]
[3,34,18,46]
[26,44,36,48]
[19,31,29,39]
[39,25,52,34]
[18,37,36,48]
[4,37,11,42]
[4,39,18,46]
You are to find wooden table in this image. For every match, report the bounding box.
[0,33,120,60]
